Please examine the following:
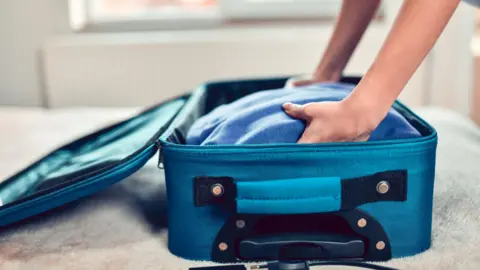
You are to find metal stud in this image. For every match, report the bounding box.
[376,181,390,194]
[218,242,228,251]
[236,220,246,229]
[357,218,367,228]
[211,184,224,197]
[376,241,386,250]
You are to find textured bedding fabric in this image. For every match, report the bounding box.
[0,106,480,270]
[186,83,421,145]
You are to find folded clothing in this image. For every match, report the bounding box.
[186,82,422,145]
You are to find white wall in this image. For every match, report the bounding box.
[0,0,70,107]
[45,23,427,108]
[0,1,476,114]
[428,2,476,115]
[41,2,430,109]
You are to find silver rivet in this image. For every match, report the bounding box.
[236,220,246,229]
[219,242,228,251]
[376,241,386,250]
[211,184,224,197]
[357,218,367,228]
[376,181,390,194]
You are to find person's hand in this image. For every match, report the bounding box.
[284,72,341,88]
[282,99,383,143]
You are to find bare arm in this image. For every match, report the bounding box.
[314,0,381,82]
[284,0,461,143]
[288,0,381,86]
[344,0,461,127]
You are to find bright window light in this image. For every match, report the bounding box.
[69,0,349,31]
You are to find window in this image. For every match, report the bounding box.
[69,0,342,32]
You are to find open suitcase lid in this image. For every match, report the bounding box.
[0,95,188,227]
[0,76,366,228]
[0,76,402,270]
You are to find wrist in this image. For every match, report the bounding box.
[312,65,343,83]
[340,89,392,133]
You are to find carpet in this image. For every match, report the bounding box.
[0,106,479,270]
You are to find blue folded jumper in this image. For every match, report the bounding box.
[186,82,421,145]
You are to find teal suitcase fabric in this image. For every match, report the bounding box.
[0,76,437,265]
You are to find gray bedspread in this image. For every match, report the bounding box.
[0,106,479,270]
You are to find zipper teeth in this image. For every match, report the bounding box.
[162,145,437,159]
[160,134,437,153]
[156,140,165,169]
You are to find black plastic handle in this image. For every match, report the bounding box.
[211,211,393,263]
[238,233,365,261]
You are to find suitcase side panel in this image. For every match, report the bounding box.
[162,136,437,260]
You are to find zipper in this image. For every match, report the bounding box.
[156,140,164,169]
[158,93,438,153]
[160,133,438,153]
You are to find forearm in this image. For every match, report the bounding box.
[314,0,381,81]
[346,0,460,122]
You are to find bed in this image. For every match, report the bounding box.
[0,105,479,270]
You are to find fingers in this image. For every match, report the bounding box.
[283,103,317,143]
[284,75,315,88]
[298,130,371,144]
[297,134,318,144]
[282,103,308,120]
[289,79,315,88]
[353,133,371,142]
[284,78,297,88]
[297,127,326,144]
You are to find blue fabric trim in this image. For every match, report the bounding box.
[236,177,341,214]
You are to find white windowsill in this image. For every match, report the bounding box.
[46,21,391,47]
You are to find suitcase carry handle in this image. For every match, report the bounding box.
[205,175,401,263]
[235,176,341,214]
[194,170,407,214]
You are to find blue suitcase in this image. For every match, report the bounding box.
[0,76,437,267]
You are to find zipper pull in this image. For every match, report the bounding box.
[155,140,164,169]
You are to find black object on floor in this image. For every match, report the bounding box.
[189,260,400,270]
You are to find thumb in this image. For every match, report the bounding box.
[283,103,308,120]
